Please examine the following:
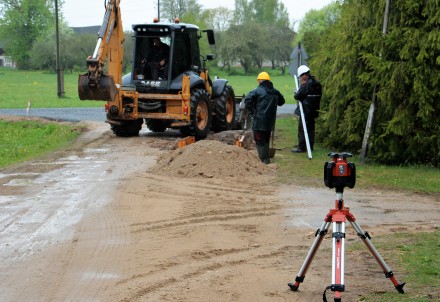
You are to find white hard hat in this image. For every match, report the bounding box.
[297,65,310,77]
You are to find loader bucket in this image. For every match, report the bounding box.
[78,73,118,101]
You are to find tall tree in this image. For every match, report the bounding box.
[204,7,233,32]
[0,0,56,69]
[160,0,202,22]
[251,0,289,27]
[295,3,341,57]
[266,24,295,73]
[220,23,265,74]
[233,0,252,25]
[314,0,440,166]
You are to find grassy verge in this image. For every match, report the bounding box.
[350,231,440,302]
[273,116,440,194]
[0,66,295,109]
[0,119,82,168]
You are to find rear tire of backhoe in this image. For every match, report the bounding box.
[111,119,143,137]
[212,85,236,132]
[181,88,211,140]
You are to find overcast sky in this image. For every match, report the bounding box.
[62,0,333,31]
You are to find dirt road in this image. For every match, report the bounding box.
[0,120,438,301]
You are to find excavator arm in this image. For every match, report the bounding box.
[78,0,124,101]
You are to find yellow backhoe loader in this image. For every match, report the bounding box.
[78,0,240,139]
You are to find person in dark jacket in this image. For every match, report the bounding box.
[292,65,322,153]
[245,72,285,164]
[142,38,170,80]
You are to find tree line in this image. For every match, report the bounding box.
[0,0,294,74]
[302,0,439,166]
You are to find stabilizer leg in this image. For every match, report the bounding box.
[288,221,331,291]
[349,220,405,294]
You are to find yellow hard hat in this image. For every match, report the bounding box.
[257,72,270,81]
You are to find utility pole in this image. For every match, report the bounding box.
[55,0,65,97]
[157,0,160,20]
[360,0,390,163]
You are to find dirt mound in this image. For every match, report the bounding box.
[149,140,270,178]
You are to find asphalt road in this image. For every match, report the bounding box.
[0,104,296,122]
[0,107,107,122]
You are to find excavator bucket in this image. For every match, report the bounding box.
[78,73,118,101]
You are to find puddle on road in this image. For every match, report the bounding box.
[84,148,109,154]
[82,271,120,280]
[0,195,16,204]
[0,172,40,179]
[279,185,437,228]
[3,178,36,187]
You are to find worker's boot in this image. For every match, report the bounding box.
[256,144,270,164]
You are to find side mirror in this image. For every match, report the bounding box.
[203,29,215,45]
[206,54,215,61]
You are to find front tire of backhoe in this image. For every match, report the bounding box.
[188,88,212,140]
[111,119,143,137]
[212,85,236,132]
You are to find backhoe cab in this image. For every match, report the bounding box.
[79,1,238,140]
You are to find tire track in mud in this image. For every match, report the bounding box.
[118,245,294,302]
[123,174,283,234]
[109,170,291,301]
[131,208,280,233]
[53,204,130,301]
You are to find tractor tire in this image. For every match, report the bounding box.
[212,85,236,132]
[111,119,143,137]
[187,88,212,140]
[145,119,167,132]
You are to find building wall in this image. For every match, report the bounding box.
[0,55,16,68]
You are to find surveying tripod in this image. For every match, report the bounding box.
[288,153,405,302]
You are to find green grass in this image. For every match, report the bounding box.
[0,67,103,108]
[351,231,440,301]
[0,120,82,168]
[273,116,440,193]
[0,66,295,109]
[208,66,295,103]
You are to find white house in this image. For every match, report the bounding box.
[0,44,16,68]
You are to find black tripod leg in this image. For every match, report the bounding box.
[288,221,331,291]
[349,220,405,294]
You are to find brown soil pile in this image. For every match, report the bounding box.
[149,139,270,178]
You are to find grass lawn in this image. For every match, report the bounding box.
[0,66,296,109]
[353,231,440,302]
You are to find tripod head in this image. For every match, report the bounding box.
[324,152,356,193]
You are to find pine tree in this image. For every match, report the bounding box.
[313,0,439,166]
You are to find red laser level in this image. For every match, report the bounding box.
[288,152,405,301]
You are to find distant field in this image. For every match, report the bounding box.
[0,66,296,109]
[0,68,105,109]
